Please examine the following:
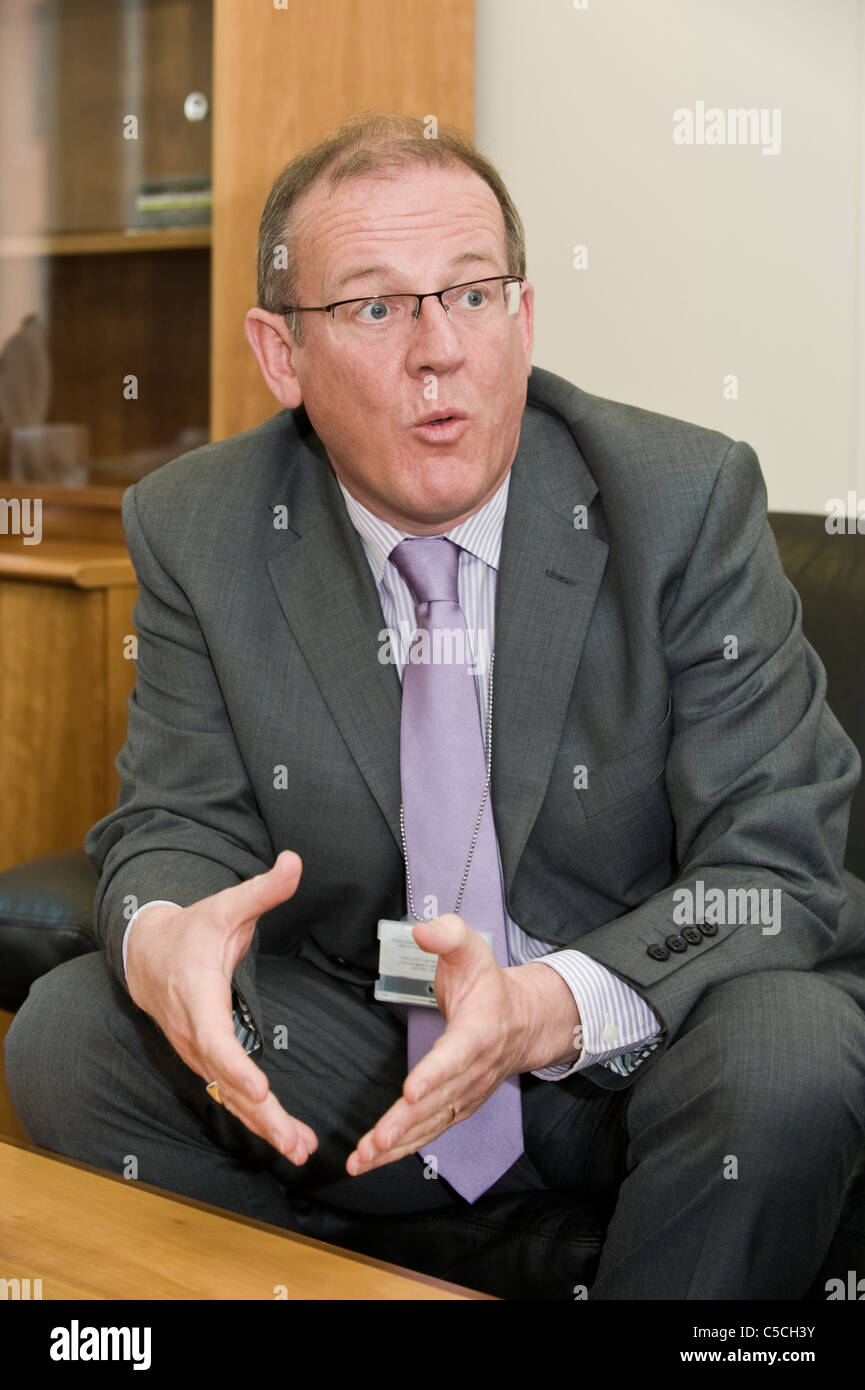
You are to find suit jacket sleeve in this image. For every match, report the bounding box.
[571,438,861,1074]
[84,482,276,1011]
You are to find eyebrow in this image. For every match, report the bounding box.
[330,250,501,296]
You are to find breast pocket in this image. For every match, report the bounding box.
[575,697,672,822]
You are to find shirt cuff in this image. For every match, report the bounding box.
[121,899,182,983]
[529,950,664,1081]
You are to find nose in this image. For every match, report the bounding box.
[404,293,466,374]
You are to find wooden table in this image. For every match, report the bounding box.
[0,1138,489,1300]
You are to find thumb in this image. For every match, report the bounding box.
[223,849,303,932]
[411,913,476,961]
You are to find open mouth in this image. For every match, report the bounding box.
[411,412,468,440]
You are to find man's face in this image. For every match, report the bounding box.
[248,163,533,535]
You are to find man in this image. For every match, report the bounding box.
[7,112,865,1300]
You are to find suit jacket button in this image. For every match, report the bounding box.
[697,921,719,937]
[665,934,687,952]
[647,944,670,961]
[682,926,702,945]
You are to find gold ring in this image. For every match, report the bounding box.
[206,1080,223,1106]
[447,1103,456,1123]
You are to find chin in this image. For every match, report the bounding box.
[406,477,481,514]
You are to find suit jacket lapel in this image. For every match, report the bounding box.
[492,399,608,896]
[265,423,404,851]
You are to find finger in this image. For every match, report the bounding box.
[187,1011,319,1157]
[171,970,266,1098]
[401,1022,479,1105]
[381,1099,469,1154]
[217,1080,319,1163]
[376,1084,484,1156]
[354,1069,462,1154]
[347,1102,462,1174]
[199,1020,271,1103]
[349,1070,482,1171]
[192,1018,319,1158]
[344,1021,479,1160]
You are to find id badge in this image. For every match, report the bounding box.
[374,919,493,1008]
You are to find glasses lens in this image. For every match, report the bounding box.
[503,279,522,315]
[441,280,496,318]
[334,295,416,339]
[443,279,521,320]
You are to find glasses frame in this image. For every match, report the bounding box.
[279,275,524,327]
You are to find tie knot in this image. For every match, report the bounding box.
[389,536,460,606]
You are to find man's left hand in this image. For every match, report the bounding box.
[346,914,581,1177]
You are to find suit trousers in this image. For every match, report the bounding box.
[6,948,865,1299]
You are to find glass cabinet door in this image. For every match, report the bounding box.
[0,0,212,490]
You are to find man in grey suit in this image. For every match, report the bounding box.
[7,113,865,1299]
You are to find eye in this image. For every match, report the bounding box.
[458,284,492,309]
[354,298,396,323]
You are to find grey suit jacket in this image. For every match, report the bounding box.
[85,364,865,1091]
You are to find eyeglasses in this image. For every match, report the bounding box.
[280,275,524,341]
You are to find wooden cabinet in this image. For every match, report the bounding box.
[41,0,213,237]
[0,533,136,872]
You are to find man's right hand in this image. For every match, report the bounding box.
[125,849,318,1165]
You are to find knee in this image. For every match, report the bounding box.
[716,970,864,1111]
[4,952,124,1143]
[635,971,865,1148]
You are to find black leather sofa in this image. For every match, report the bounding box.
[2,511,864,1300]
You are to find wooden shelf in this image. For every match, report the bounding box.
[0,538,135,588]
[0,481,128,544]
[0,481,126,508]
[0,227,211,258]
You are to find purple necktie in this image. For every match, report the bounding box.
[389,536,524,1203]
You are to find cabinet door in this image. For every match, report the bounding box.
[0,568,137,871]
[40,0,213,235]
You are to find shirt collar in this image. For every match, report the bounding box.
[337,469,511,586]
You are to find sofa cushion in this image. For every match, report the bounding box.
[768,513,865,879]
[0,851,99,1011]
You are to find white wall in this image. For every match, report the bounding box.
[476,0,865,515]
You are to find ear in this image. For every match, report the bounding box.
[517,279,534,374]
[244,308,304,409]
